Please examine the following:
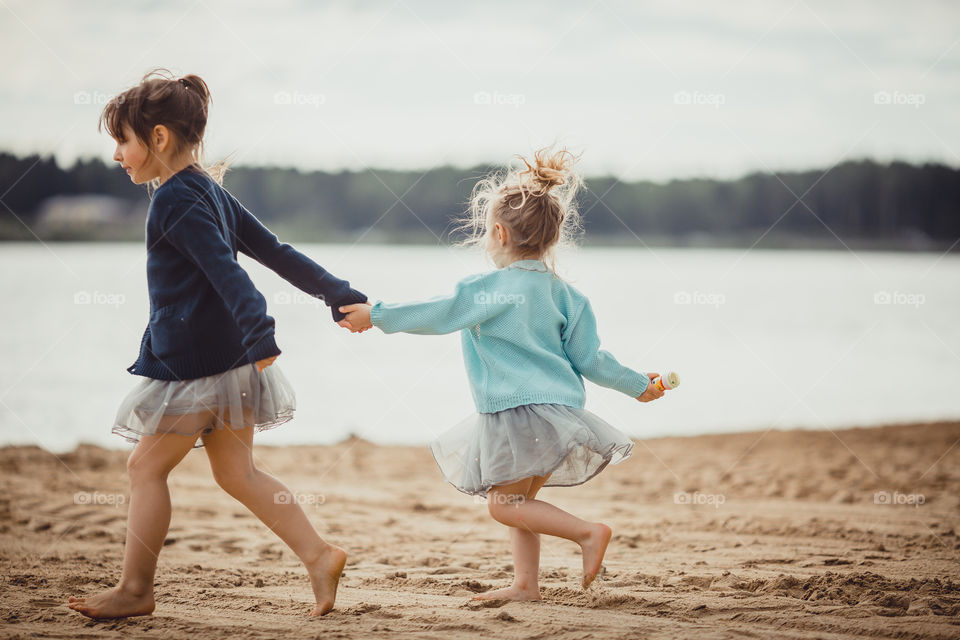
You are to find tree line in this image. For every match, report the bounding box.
[1,152,957,247]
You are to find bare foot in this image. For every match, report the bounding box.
[67,587,155,619]
[472,584,541,601]
[305,544,347,616]
[580,523,612,588]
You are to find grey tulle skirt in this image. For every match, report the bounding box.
[113,363,296,448]
[429,403,634,496]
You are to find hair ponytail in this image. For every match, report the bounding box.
[177,74,210,102]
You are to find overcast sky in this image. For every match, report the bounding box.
[1,0,957,181]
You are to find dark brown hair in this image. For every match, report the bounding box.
[459,147,583,269]
[100,69,223,182]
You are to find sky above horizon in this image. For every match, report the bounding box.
[1,0,958,181]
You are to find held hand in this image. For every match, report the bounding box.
[338,302,373,333]
[256,355,278,371]
[636,372,664,402]
[336,319,371,333]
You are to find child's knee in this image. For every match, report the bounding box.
[487,500,506,523]
[487,493,524,524]
[212,466,257,495]
[126,450,167,482]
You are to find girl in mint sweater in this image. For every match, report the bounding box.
[340,148,664,600]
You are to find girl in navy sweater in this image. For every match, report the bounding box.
[67,70,366,619]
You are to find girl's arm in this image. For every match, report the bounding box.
[235,204,366,322]
[561,299,649,397]
[367,274,511,335]
[159,200,281,363]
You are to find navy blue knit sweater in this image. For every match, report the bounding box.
[127,166,367,381]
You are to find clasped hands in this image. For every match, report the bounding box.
[337,302,373,333]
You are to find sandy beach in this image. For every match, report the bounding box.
[1,422,958,639]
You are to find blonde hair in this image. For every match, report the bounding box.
[458,146,583,269]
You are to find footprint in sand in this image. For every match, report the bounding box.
[465,598,510,609]
[217,538,244,554]
[30,520,52,532]
[29,599,62,608]
[428,567,465,575]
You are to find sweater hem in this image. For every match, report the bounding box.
[127,341,281,381]
[476,393,585,414]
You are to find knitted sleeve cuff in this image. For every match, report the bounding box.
[369,301,387,331]
[329,287,368,322]
[626,372,650,397]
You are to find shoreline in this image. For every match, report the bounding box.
[4,419,960,457]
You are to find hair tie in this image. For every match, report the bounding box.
[178,78,190,90]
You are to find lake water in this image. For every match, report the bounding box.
[1,242,958,453]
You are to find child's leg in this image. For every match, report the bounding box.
[474,475,550,601]
[68,429,199,618]
[202,424,346,616]
[486,476,612,589]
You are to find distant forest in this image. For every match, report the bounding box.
[1,152,958,249]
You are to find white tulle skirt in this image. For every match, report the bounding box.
[429,403,634,496]
[112,363,296,448]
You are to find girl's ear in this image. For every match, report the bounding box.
[152,125,170,153]
[494,222,509,247]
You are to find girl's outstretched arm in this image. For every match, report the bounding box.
[234,203,366,322]
[561,299,651,398]
[346,273,512,336]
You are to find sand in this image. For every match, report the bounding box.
[1,422,958,639]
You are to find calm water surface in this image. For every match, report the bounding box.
[1,242,957,452]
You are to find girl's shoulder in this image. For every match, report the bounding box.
[450,270,504,298]
[473,266,588,303]
[148,169,218,221]
[455,265,537,288]
[518,272,590,323]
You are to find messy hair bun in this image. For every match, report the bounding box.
[518,148,571,197]
[458,146,583,268]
